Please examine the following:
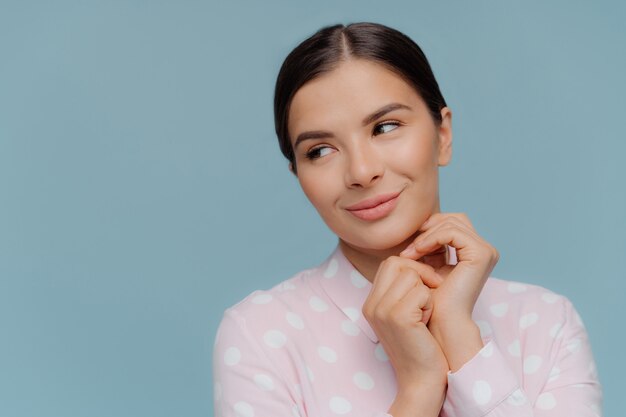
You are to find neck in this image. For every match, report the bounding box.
[338,231,421,282]
[338,234,450,283]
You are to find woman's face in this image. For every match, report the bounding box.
[288,59,452,253]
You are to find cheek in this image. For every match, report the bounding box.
[388,135,439,178]
[298,169,337,214]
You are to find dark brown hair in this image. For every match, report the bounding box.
[273,22,447,174]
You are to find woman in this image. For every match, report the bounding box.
[213,22,602,417]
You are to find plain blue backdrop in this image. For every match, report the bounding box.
[1,1,624,416]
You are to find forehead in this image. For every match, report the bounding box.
[288,59,424,138]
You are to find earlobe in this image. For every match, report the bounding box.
[437,107,453,166]
[288,162,297,177]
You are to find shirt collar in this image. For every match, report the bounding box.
[316,243,458,344]
[317,243,379,343]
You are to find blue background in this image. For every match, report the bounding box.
[1,1,624,416]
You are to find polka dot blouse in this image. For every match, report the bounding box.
[213,244,602,416]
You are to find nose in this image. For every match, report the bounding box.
[344,140,384,188]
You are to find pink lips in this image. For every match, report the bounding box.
[345,191,401,221]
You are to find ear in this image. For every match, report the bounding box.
[437,107,453,166]
[288,162,298,177]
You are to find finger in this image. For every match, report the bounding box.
[400,218,477,259]
[422,217,478,240]
[400,216,481,259]
[419,212,475,232]
[365,257,442,310]
[399,243,448,266]
[391,280,433,325]
[375,267,424,315]
[402,223,480,261]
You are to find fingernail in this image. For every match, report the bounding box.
[400,245,415,256]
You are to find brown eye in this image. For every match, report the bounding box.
[305,146,333,160]
[373,121,400,136]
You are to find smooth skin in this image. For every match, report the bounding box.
[288,59,499,417]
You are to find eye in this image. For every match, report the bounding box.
[373,121,401,136]
[305,145,334,160]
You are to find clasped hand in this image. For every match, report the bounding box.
[362,213,499,397]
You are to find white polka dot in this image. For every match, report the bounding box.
[574,311,584,326]
[550,322,564,338]
[329,396,352,414]
[536,392,557,410]
[350,270,368,288]
[548,366,560,382]
[508,282,527,293]
[506,389,527,406]
[324,258,339,278]
[224,347,241,366]
[476,320,492,337]
[309,296,329,312]
[263,330,287,348]
[375,344,389,361]
[519,312,539,329]
[480,342,494,358]
[252,293,273,304]
[353,372,375,390]
[214,381,223,401]
[542,292,559,303]
[590,403,601,414]
[306,365,314,382]
[489,302,509,317]
[214,324,223,347]
[254,374,275,391]
[589,361,598,378]
[567,338,582,353]
[278,281,296,291]
[523,355,543,374]
[234,401,255,417]
[318,346,338,363]
[286,312,304,330]
[507,339,521,357]
[341,320,360,336]
[294,384,303,399]
[472,380,492,405]
[342,307,360,322]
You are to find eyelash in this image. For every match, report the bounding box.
[304,120,402,160]
[373,120,401,136]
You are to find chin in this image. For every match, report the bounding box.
[340,226,419,253]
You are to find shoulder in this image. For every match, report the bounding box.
[481,276,572,314]
[475,277,579,349]
[225,267,319,316]
[476,276,584,359]
[215,264,326,341]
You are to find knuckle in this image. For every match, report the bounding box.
[373,308,387,323]
[387,255,401,263]
[479,243,499,263]
[387,307,406,326]
[442,222,455,231]
[418,282,431,297]
[478,246,492,258]
[362,305,372,320]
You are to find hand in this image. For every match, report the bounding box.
[362,256,448,409]
[399,213,500,370]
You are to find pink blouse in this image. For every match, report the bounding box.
[213,244,602,417]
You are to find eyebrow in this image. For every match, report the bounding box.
[293,102,412,150]
[361,102,412,126]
